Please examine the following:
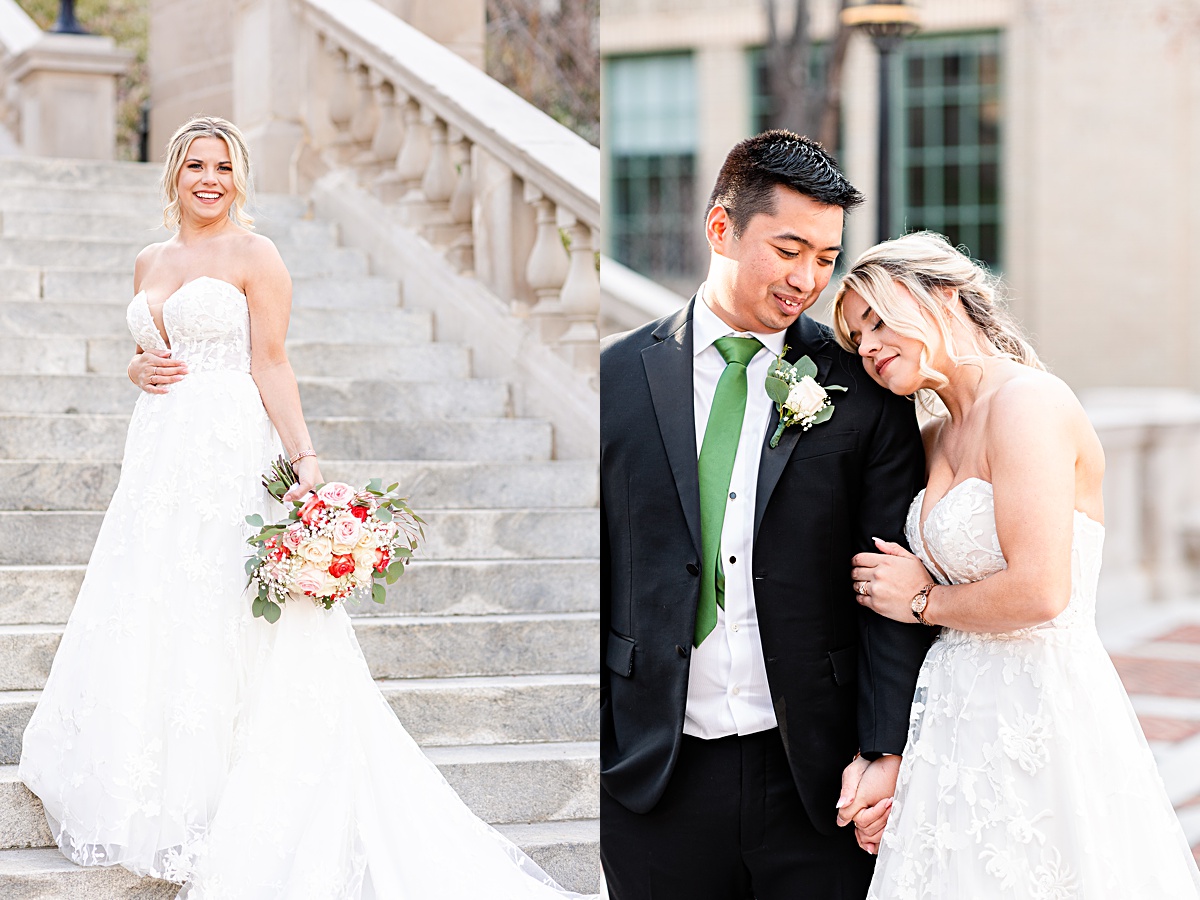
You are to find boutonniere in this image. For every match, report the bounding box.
[764,346,848,448]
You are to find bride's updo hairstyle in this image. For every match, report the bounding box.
[160,115,254,231]
[831,231,1043,391]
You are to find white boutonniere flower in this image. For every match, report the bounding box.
[764,345,848,448]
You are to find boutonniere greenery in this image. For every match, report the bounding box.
[764,346,848,448]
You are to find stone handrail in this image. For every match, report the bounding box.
[281,0,601,373]
[599,254,686,337]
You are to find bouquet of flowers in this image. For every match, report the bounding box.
[244,456,424,623]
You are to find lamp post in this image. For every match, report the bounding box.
[841,1,919,243]
[50,0,90,35]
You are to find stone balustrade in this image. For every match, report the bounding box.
[1083,389,1200,612]
[238,0,600,375]
[0,0,130,159]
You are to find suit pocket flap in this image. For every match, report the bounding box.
[606,631,635,677]
[789,429,858,464]
[828,647,856,686]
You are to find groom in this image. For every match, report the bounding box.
[600,131,934,898]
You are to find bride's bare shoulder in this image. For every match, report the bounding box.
[133,239,172,293]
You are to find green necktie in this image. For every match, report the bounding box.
[695,335,762,647]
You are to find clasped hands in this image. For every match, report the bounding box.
[837,753,900,855]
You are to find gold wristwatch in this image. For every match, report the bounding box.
[911,583,937,626]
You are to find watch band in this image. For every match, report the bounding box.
[912,582,937,626]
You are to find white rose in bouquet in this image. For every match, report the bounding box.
[298,534,334,567]
[784,376,828,418]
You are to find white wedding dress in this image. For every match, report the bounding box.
[19,276,591,899]
[867,477,1200,899]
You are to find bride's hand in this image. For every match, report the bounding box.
[128,348,188,394]
[851,539,933,623]
[284,456,323,503]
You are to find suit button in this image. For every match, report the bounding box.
[675,644,688,658]
[686,563,699,576]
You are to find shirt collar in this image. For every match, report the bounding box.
[692,283,788,360]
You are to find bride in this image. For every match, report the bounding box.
[18,115,591,899]
[830,232,1200,898]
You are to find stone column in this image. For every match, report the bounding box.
[9,34,131,160]
[232,0,306,193]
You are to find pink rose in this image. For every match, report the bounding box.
[282,525,304,552]
[331,514,362,552]
[294,565,325,596]
[299,495,325,526]
[316,482,356,509]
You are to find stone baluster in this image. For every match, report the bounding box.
[379,96,431,205]
[349,62,378,154]
[445,135,475,273]
[524,184,569,332]
[325,45,354,147]
[555,216,601,371]
[418,117,458,241]
[369,80,404,167]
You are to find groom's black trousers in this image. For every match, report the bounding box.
[601,729,875,900]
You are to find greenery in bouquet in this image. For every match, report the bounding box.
[244,456,425,623]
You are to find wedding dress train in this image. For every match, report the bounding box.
[867,477,1200,899]
[19,276,590,899]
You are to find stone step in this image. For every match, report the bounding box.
[0,415,553,462]
[0,374,508,418]
[1,210,337,247]
[0,301,430,343]
[0,740,599,846]
[0,611,598,690]
[0,158,159,189]
[0,239,368,279]
[0,459,595,512]
[80,337,470,380]
[12,268,402,308]
[0,672,598,763]
[0,557,599,625]
[0,820,599,897]
[0,183,307,222]
[0,505,596,566]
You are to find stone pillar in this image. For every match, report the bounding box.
[232,0,306,193]
[9,34,131,160]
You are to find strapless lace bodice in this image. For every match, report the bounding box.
[905,477,1104,641]
[126,276,251,374]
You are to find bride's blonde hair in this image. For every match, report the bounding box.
[160,116,254,232]
[831,231,1043,392]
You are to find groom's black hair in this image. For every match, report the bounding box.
[706,130,864,238]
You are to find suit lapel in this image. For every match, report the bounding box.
[753,315,835,541]
[643,299,702,557]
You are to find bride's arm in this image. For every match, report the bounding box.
[243,236,324,500]
[853,376,1090,632]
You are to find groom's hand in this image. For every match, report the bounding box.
[836,755,901,852]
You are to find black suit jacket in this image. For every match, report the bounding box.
[600,298,934,835]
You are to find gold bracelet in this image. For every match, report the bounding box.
[289,449,316,465]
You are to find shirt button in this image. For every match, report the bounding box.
[732,623,740,633]
[731,686,741,696]
[729,491,736,500]
[729,556,736,564]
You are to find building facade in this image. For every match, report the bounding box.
[601,0,1200,392]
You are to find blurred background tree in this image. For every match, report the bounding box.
[486,0,598,146]
[17,0,149,161]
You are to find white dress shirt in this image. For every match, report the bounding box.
[683,289,785,739]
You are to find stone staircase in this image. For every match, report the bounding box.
[0,157,600,897]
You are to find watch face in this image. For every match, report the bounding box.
[912,593,928,614]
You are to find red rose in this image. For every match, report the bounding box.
[299,495,325,525]
[328,554,355,579]
[374,548,390,573]
[350,504,370,522]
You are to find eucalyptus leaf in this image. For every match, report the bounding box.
[794,356,818,379]
[372,583,387,604]
[811,405,835,425]
[376,507,393,523]
[367,477,383,494]
[245,514,264,527]
[244,558,257,576]
[263,601,282,624]
[252,596,266,618]
[764,375,791,405]
[395,546,413,558]
[387,482,399,493]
